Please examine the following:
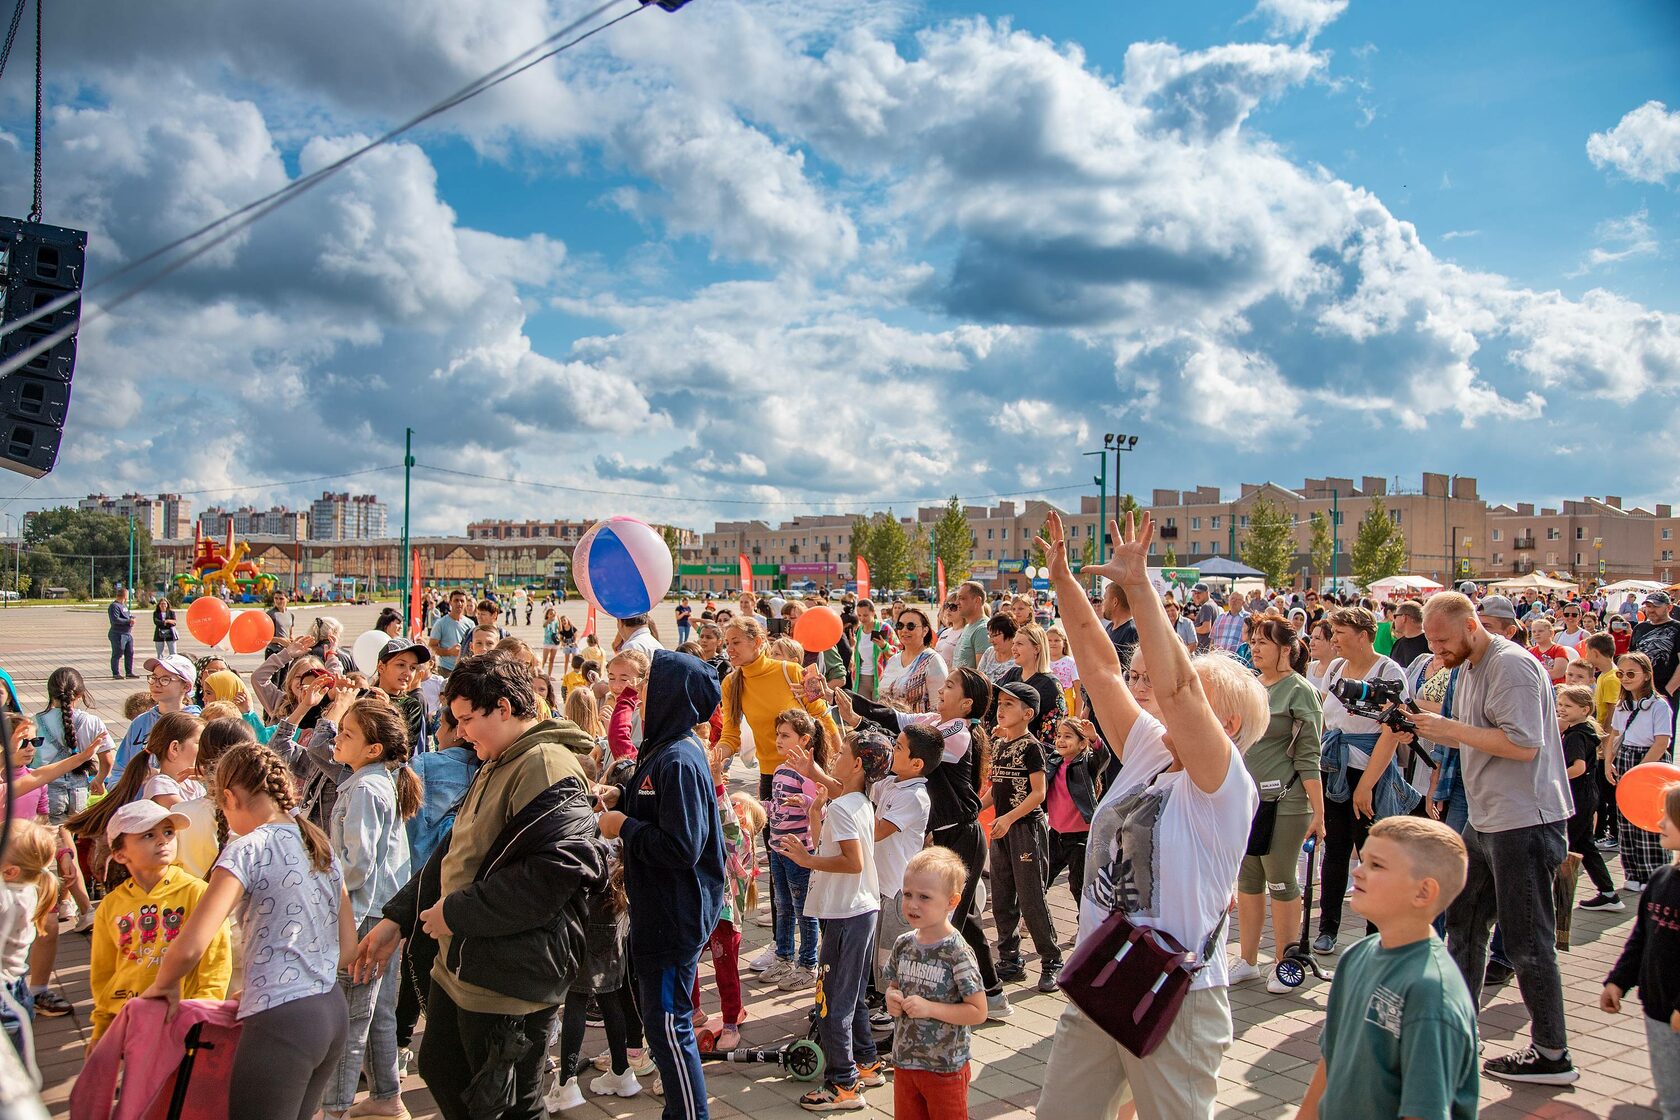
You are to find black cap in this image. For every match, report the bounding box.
[998,680,1041,718]
[378,638,432,665]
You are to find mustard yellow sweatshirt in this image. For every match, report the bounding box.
[90,866,232,1040]
[717,653,841,774]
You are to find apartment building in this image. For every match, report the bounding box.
[77,493,194,539]
[197,505,309,538]
[1486,497,1671,583]
[308,492,389,540]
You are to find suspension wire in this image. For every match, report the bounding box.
[0,0,647,383]
[0,0,23,84]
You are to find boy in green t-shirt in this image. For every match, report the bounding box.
[1297,817,1480,1120]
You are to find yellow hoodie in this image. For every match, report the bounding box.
[90,866,232,1040]
[717,653,841,774]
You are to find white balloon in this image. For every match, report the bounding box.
[353,629,391,675]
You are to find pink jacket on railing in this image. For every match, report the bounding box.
[70,998,242,1120]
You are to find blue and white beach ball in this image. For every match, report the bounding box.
[573,516,674,619]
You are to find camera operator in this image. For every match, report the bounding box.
[1312,607,1415,954]
[1412,592,1578,1086]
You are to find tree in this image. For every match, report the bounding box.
[932,497,973,585]
[1240,497,1296,590]
[865,510,910,590]
[1350,496,1408,588]
[22,508,161,600]
[658,524,683,562]
[1308,511,1334,588]
[1163,545,1178,568]
[906,521,932,585]
[1080,534,1097,570]
[849,515,873,564]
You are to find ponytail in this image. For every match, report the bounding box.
[45,667,89,773]
[214,743,335,874]
[343,698,425,821]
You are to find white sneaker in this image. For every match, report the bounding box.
[1625,880,1646,893]
[749,945,779,972]
[542,1075,585,1113]
[1266,971,1295,995]
[1226,957,1261,985]
[778,965,818,991]
[755,958,794,985]
[755,908,774,928]
[73,910,95,933]
[396,1047,414,1079]
[591,1047,655,1075]
[589,1068,643,1098]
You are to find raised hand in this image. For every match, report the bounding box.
[1082,511,1154,588]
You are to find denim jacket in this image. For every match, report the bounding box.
[331,764,413,926]
[406,746,481,870]
[1320,728,1421,818]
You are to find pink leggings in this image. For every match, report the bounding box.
[691,919,742,1026]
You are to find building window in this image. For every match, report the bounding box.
[1240,516,1249,528]
[1664,549,1675,562]
[1493,552,1504,565]
[1546,552,1557,565]
[986,549,993,561]
[987,529,994,540]
[1191,517,1201,530]
[1547,528,1560,540]
[1165,518,1177,529]
[1575,527,1584,540]
[1576,553,1583,565]
[1209,540,1220,554]
[1191,541,1199,553]
[1211,516,1220,529]
[1492,529,1502,541]
[1002,529,1009,540]
[1664,529,1673,541]
[1389,509,1401,525]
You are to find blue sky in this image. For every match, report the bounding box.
[2,0,1676,534]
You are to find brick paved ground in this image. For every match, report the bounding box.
[0,601,1666,1118]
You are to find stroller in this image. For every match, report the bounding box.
[1273,839,1336,990]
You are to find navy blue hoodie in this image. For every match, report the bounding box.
[620,649,727,968]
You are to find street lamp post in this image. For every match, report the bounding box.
[1105,433,1140,524]
[1082,448,1108,585]
[1313,488,1340,593]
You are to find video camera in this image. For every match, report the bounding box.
[1330,676,1422,740]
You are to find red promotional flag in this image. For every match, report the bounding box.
[738,553,753,595]
[856,557,871,602]
[584,604,597,637]
[408,548,423,637]
[936,558,947,606]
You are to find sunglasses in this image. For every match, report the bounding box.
[16,736,42,750]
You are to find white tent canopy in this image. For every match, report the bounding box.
[1600,579,1664,593]
[1367,575,1443,602]
[1489,572,1578,592]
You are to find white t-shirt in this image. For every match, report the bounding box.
[1612,697,1675,751]
[1321,656,1406,768]
[803,791,881,920]
[1079,713,1258,992]
[0,883,36,982]
[142,773,207,803]
[1554,627,1587,650]
[870,776,931,898]
[217,822,345,1018]
[34,707,113,770]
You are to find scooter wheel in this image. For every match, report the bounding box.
[698,1029,718,1054]
[1275,959,1306,989]
[787,1039,825,1082]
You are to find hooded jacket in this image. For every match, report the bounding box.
[620,650,727,969]
[384,719,605,1011]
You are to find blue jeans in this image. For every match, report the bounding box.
[769,849,818,968]
[677,621,692,644]
[1646,1014,1680,1120]
[326,919,402,1111]
[636,956,708,1120]
[816,912,878,1088]
[1445,820,1570,1051]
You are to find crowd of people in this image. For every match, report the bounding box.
[6,536,1679,1119]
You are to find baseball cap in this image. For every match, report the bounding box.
[998,680,1042,718]
[143,653,197,687]
[378,637,432,665]
[1458,581,1478,595]
[105,799,192,846]
[1192,583,1210,594]
[1644,590,1672,607]
[1477,595,1519,621]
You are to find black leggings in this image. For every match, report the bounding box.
[1318,767,1372,939]
[558,984,636,1082]
[936,821,1001,994]
[228,989,349,1120]
[1568,799,1616,895]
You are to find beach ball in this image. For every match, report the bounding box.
[573,516,674,619]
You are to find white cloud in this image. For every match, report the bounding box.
[1587,100,1680,184]
[1248,0,1349,43]
[1571,209,1659,274]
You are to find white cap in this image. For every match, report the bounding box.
[105,799,192,846]
[143,653,197,687]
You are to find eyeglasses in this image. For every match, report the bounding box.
[1125,671,1152,686]
[147,673,179,685]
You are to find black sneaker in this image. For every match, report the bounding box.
[996,959,1028,983]
[32,990,72,1017]
[1484,961,1515,986]
[1483,1046,1579,1085]
[1036,965,1061,993]
[1579,892,1626,912]
[1311,933,1337,956]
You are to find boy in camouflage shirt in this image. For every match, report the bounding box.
[883,847,987,1119]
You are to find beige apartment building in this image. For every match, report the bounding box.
[1485,497,1676,583]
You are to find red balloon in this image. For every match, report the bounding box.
[185,595,231,646]
[1615,761,1680,833]
[228,610,275,654]
[792,605,843,653]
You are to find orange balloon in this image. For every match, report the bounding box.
[792,605,844,653]
[228,609,275,654]
[1615,761,1680,833]
[185,595,231,646]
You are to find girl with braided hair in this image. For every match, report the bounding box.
[143,743,356,1120]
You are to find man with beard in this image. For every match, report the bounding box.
[1631,590,1680,709]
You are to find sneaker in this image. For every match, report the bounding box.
[1482,1046,1579,1086]
[1226,957,1262,985]
[1036,964,1061,994]
[749,945,779,972]
[856,1061,888,1088]
[648,1076,663,1097]
[73,910,95,934]
[345,1097,411,1119]
[1484,961,1515,986]
[799,1081,868,1111]
[542,1075,585,1113]
[1311,933,1337,956]
[32,990,71,1017]
[593,1048,655,1075]
[589,1068,643,1098]
[1625,880,1646,893]
[755,909,774,928]
[1594,835,1619,851]
[56,899,75,926]
[778,965,818,991]
[1579,892,1626,912]
[396,1047,414,1079]
[755,958,794,985]
[996,959,1027,983]
[1266,971,1295,995]
[869,1009,893,1030]
[985,991,1013,1020]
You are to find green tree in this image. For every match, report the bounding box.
[906,521,932,585]
[932,497,973,585]
[22,508,161,600]
[1350,496,1408,588]
[658,524,683,562]
[1240,497,1296,590]
[1080,534,1096,570]
[849,515,873,564]
[865,510,911,590]
[1163,545,1178,568]
[1308,511,1334,587]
